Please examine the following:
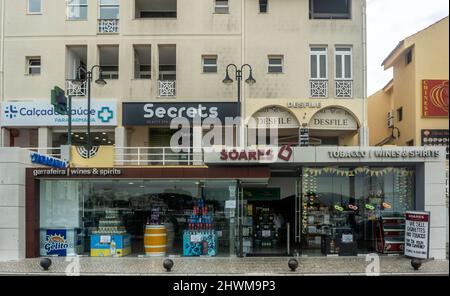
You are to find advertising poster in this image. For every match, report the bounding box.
[422,80,449,117]
[404,211,430,259]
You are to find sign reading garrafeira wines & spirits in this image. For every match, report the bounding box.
[404,211,430,259]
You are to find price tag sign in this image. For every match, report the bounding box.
[100,235,111,244]
[405,211,430,259]
[190,234,202,243]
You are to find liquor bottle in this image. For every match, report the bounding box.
[110,239,116,256]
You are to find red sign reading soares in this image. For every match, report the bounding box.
[219,145,293,162]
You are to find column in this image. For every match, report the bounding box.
[1,128,11,147]
[0,148,29,260]
[115,126,127,166]
[193,125,203,165]
[38,127,53,155]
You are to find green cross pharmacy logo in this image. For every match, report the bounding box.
[97,107,114,123]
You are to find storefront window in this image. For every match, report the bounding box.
[39,179,237,257]
[301,166,415,255]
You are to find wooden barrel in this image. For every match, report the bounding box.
[144,225,167,256]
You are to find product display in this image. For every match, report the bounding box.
[90,209,131,257]
[183,199,217,256]
[253,207,279,248]
[375,215,405,254]
[92,209,127,234]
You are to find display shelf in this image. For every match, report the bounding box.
[375,215,405,254]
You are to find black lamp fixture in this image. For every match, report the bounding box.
[73,64,108,158]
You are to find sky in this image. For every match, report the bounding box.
[366,0,449,95]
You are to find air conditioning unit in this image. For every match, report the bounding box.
[387,111,394,128]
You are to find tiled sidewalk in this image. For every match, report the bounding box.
[0,256,448,276]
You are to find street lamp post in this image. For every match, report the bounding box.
[223,64,256,147]
[74,65,106,158]
[223,64,255,258]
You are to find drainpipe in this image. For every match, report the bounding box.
[240,0,245,148]
[0,0,5,147]
[361,0,369,146]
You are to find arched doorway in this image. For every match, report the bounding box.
[308,107,360,146]
[248,106,300,146]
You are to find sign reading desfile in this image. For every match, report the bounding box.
[2,100,117,126]
[404,211,430,259]
[122,102,239,126]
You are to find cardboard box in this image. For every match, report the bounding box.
[90,234,131,257]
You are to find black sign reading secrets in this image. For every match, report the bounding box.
[122,102,239,126]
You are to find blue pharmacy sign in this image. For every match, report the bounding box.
[30,152,69,169]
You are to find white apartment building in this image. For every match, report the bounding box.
[0,0,368,152]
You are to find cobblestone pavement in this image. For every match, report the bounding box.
[0,256,448,276]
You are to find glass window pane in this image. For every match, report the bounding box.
[335,55,342,78]
[344,55,352,78]
[203,58,217,65]
[100,0,119,5]
[268,65,283,73]
[319,55,327,78]
[28,0,41,13]
[100,7,120,19]
[68,6,88,20]
[69,0,88,5]
[269,58,282,65]
[203,66,218,73]
[310,55,317,78]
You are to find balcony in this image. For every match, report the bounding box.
[310,80,328,98]
[114,147,203,166]
[335,80,353,98]
[98,19,119,34]
[158,80,176,97]
[66,79,87,97]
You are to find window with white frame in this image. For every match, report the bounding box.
[27,57,41,75]
[268,55,283,73]
[215,0,229,14]
[335,47,352,79]
[27,0,42,14]
[334,47,352,98]
[99,0,120,20]
[202,55,218,73]
[67,0,88,20]
[310,47,327,79]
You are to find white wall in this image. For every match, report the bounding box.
[0,148,31,261]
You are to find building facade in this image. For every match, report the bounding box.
[368,16,449,148]
[0,0,368,152]
[2,1,447,263]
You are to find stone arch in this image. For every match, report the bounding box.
[308,106,360,130]
[249,105,300,128]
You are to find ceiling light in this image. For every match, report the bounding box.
[102,132,106,135]
[95,137,99,140]
[80,137,84,140]
[102,138,106,141]
[74,134,79,137]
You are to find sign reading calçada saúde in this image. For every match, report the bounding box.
[404,211,430,259]
[2,99,117,126]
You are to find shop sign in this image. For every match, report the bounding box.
[308,108,358,130]
[405,211,430,259]
[2,100,117,127]
[122,102,238,126]
[251,106,299,128]
[327,149,440,159]
[421,129,449,159]
[287,102,322,109]
[41,229,73,256]
[422,80,449,118]
[31,152,69,169]
[32,167,122,177]
[219,144,293,162]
